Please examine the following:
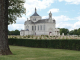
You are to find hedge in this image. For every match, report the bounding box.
[8,38,80,51]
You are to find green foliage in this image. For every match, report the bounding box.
[35,36,38,39]
[69,30,74,35]
[45,35,49,37]
[77,28,80,35]
[27,35,30,38]
[69,28,80,35]
[23,36,26,38]
[8,29,20,35]
[60,28,69,35]
[8,0,26,25]
[9,38,80,51]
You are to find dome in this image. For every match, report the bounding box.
[31,8,40,16]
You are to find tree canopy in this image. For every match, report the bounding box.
[60,28,69,35]
[8,30,20,35]
[8,0,26,25]
[69,28,80,35]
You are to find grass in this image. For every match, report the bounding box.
[0,46,80,60]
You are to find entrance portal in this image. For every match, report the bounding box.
[49,32,52,36]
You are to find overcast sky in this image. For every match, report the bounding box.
[8,0,80,31]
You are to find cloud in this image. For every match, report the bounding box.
[76,16,80,21]
[16,17,27,24]
[8,24,24,31]
[73,21,80,29]
[59,0,80,4]
[42,16,48,19]
[55,15,80,31]
[47,8,59,13]
[24,0,54,16]
[56,22,73,28]
[53,15,71,22]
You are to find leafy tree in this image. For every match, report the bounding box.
[69,28,80,35]
[8,30,20,35]
[8,0,26,25]
[14,30,20,35]
[60,28,69,35]
[73,29,78,35]
[77,28,80,35]
[69,30,74,35]
[0,0,25,55]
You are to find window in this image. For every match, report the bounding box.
[40,25,42,30]
[38,25,39,30]
[32,26,33,30]
[44,25,45,30]
[34,18,36,21]
[35,26,36,30]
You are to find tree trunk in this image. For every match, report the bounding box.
[0,0,12,55]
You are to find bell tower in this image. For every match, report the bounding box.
[49,11,53,22]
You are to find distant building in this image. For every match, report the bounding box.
[20,8,60,36]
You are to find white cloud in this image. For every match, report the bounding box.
[53,15,71,22]
[76,16,80,21]
[8,24,24,31]
[24,0,54,16]
[59,0,80,4]
[55,15,80,31]
[16,17,27,24]
[42,16,48,19]
[56,22,73,28]
[73,21,80,29]
[48,8,59,13]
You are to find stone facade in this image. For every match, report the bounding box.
[20,8,60,36]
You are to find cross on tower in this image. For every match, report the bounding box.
[35,8,36,12]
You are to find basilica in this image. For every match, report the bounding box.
[20,8,60,36]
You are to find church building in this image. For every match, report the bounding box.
[20,8,60,36]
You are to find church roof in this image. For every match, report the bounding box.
[31,8,40,16]
[24,19,55,25]
[32,12,39,16]
[35,19,49,23]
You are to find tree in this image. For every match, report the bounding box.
[8,30,20,35]
[69,30,74,35]
[77,28,80,35]
[60,28,69,35]
[73,29,78,35]
[14,30,20,35]
[0,0,25,55]
[8,0,26,25]
[0,0,12,55]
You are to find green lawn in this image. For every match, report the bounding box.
[0,46,80,60]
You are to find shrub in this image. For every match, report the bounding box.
[28,35,30,38]
[8,38,80,51]
[23,36,26,38]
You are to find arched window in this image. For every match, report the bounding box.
[38,25,39,30]
[44,25,45,30]
[35,26,36,30]
[32,26,33,30]
[40,25,42,30]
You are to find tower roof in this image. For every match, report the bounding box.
[32,8,40,16]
